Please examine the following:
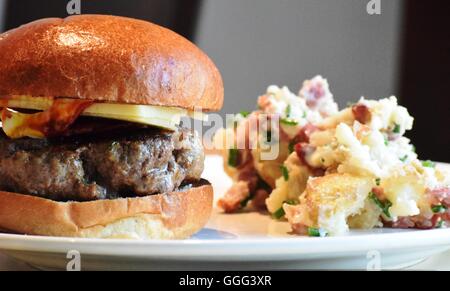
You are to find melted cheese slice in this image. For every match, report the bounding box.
[1,95,206,138]
[2,108,46,138]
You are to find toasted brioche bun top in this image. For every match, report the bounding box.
[0,15,223,111]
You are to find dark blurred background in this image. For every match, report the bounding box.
[0,0,448,162]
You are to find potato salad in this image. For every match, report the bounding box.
[215,76,450,236]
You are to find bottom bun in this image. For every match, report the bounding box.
[0,180,213,239]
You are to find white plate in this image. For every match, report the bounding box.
[0,155,449,270]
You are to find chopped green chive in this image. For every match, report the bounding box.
[307,227,328,237]
[284,199,298,206]
[436,220,445,229]
[308,227,320,237]
[288,140,296,154]
[369,191,392,218]
[383,203,393,218]
[411,145,416,153]
[285,105,291,118]
[272,207,285,219]
[400,155,408,162]
[302,111,307,118]
[384,136,389,146]
[431,204,447,214]
[228,148,239,167]
[375,178,381,186]
[272,200,298,220]
[239,111,250,118]
[422,160,436,168]
[393,123,401,134]
[280,118,298,126]
[280,165,289,181]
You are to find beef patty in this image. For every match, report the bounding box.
[0,126,204,201]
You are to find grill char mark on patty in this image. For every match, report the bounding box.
[0,126,204,201]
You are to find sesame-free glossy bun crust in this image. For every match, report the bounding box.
[0,15,223,111]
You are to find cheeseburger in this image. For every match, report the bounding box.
[0,15,223,239]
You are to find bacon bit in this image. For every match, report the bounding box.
[428,215,442,229]
[414,216,438,230]
[388,217,416,228]
[219,150,262,213]
[290,223,309,235]
[310,168,325,177]
[237,155,259,190]
[303,83,326,109]
[285,123,319,157]
[251,189,270,210]
[351,104,371,124]
[389,214,441,230]
[1,98,93,138]
[294,143,315,166]
[293,123,319,144]
[294,142,325,176]
[294,143,325,177]
[426,187,450,206]
[442,211,450,222]
[218,181,251,213]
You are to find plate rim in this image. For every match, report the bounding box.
[1,228,450,259]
